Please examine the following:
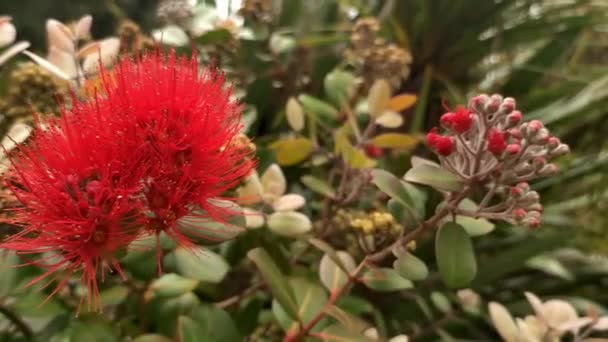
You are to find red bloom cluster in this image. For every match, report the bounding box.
[426,128,455,156]
[425,94,569,229]
[0,50,255,309]
[487,128,507,155]
[440,105,473,133]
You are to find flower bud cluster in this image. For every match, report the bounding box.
[426,94,570,228]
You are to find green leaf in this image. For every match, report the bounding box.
[172,247,229,283]
[132,334,172,342]
[360,268,413,291]
[298,94,338,122]
[70,320,118,342]
[324,306,370,334]
[453,199,495,236]
[430,292,452,314]
[371,169,414,208]
[319,251,356,293]
[247,248,299,321]
[404,164,463,192]
[176,204,244,245]
[270,137,315,166]
[393,252,428,281]
[301,175,336,199]
[190,305,242,342]
[324,69,357,107]
[196,28,232,45]
[435,222,477,288]
[150,274,199,297]
[99,286,129,307]
[272,277,328,334]
[319,324,376,342]
[177,316,205,342]
[0,252,19,297]
[267,211,312,237]
[309,238,351,274]
[526,255,574,281]
[13,291,65,317]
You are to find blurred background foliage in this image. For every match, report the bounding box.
[2,0,608,341]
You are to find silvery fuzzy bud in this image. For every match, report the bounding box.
[485,94,503,114]
[549,144,570,157]
[505,111,522,129]
[520,191,540,204]
[526,210,542,219]
[499,170,517,183]
[512,208,527,221]
[522,215,541,229]
[500,97,516,115]
[547,136,560,150]
[527,203,543,212]
[469,94,489,113]
[537,164,558,177]
[525,120,543,139]
[508,128,522,139]
[531,128,550,144]
[532,156,546,171]
[514,162,533,175]
[516,182,530,193]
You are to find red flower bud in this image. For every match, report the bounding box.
[426,127,440,147]
[365,144,384,158]
[435,136,455,156]
[547,136,560,149]
[507,111,522,125]
[487,128,506,155]
[508,128,522,139]
[451,105,473,133]
[528,120,543,134]
[505,144,520,155]
[440,112,455,128]
[513,208,527,221]
[501,98,516,114]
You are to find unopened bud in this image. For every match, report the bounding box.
[508,128,522,139]
[510,186,523,198]
[469,94,489,112]
[501,98,516,114]
[514,162,533,175]
[485,94,502,113]
[506,111,522,128]
[523,216,541,229]
[440,112,455,128]
[532,156,546,171]
[532,128,549,144]
[512,208,527,221]
[505,144,521,156]
[527,203,543,212]
[516,182,530,193]
[547,136,560,150]
[537,163,558,177]
[520,190,540,204]
[549,144,570,157]
[525,120,543,137]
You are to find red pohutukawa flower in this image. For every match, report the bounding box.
[1,112,146,311]
[0,50,255,308]
[97,51,255,266]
